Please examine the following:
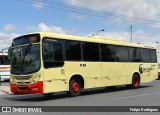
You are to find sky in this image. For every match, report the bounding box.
[0,0,160,61]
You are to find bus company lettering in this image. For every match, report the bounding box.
[139,64,155,75]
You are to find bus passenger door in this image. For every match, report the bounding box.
[42,39,67,93]
[43,67,66,93]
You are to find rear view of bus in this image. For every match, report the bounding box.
[0,52,10,81]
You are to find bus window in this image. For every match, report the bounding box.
[150,49,157,63]
[128,47,141,62]
[100,44,116,62]
[43,42,64,68]
[82,42,100,61]
[140,48,151,62]
[65,40,82,61]
[115,46,129,62]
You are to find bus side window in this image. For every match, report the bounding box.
[129,47,141,62]
[43,43,54,62]
[82,42,100,61]
[43,42,64,68]
[115,46,129,62]
[140,48,151,62]
[100,44,116,62]
[150,49,157,63]
[65,40,82,61]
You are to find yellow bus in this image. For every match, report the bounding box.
[9,32,158,96]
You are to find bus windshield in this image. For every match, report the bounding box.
[11,44,40,74]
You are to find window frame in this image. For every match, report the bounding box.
[139,48,151,63]
[65,40,82,61]
[42,37,65,68]
[115,45,129,62]
[82,42,100,61]
[100,44,116,62]
[150,49,157,63]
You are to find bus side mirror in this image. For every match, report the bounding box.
[8,47,12,60]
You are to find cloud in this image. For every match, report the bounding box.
[99,30,160,47]
[27,22,89,37]
[28,23,66,34]
[4,24,16,32]
[70,13,85,20]
[93,30,160,61]
[0,32,19,50]
[1,24,160,61]
[27,22,160,47]
[87,29,159,47]
[33,0,46,10]
[64,0,160,20]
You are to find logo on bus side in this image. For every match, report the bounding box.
[139,64,155,75]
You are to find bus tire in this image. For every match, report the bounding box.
[131,74,140,89]
[68,78,81,97]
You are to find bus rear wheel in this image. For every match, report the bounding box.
[131,74,140,89]
[68,78,81,97]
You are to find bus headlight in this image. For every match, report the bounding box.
[10,77,16,84]
[30,74,41,84]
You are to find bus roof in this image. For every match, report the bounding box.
[15,32,156,49]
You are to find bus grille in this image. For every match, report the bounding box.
[13,75,32,80]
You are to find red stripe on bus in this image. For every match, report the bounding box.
[10,81,43,94]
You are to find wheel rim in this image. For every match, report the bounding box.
[72,82,79,93]
[134,77,139,87]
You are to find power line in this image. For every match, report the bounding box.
[16,0,160,25]
[19,0,160,24]
[43,0,160,24]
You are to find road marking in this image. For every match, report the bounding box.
[112,91,160,100]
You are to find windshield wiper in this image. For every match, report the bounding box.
[21,44,33,73]
[25,44,33,56]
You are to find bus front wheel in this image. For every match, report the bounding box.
[131,74,140,89]
[68,78,81,97]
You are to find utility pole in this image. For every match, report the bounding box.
[130,25,132,43]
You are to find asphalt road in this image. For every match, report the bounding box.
[1,80,160,115]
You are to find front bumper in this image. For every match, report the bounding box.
[10,81,43,94]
